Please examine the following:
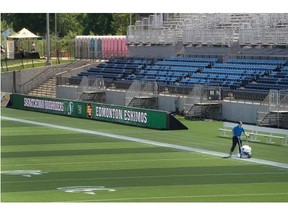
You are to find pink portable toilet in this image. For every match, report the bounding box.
[122,38,128,57]
[102,37,107,59]
[115,37,121,56]
[112,37,117,57]
[108,37,112,58]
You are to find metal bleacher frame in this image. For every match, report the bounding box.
[76,75,106,102]
[184,84,222,120]
[127,13,288,48]
[125,79,158,109]
[257,89,288,128]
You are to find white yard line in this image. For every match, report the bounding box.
[1,157,213,167]
[2,116,288,169]
[2,171,287,184]
[82,192,288,202]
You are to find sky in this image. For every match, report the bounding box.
[1,0,287,13]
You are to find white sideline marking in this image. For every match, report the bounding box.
[83,192,288,202]
[2,116,288,169]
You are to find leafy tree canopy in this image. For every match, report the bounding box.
[1,13,135,37]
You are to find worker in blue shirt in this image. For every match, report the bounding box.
[229,121,249,158]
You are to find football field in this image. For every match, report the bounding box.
[1,107,288,214]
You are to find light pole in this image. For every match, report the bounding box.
[55,13,60,64]
[130,13,132,25]
[46,13,51,65]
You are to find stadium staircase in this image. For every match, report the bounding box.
[257,111,288,127]
[76,76,106,103]
[256,90,288,128]
[185,103,222,120]
[1,92,11,107]
[185,104,203,119]
[78,91,105,103]
[128,96,158,109]
[184,85,222,120]
[28,76,56,98]
[124,79,158,109]
[24,61,91,98]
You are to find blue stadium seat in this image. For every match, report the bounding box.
[72,57,288,92]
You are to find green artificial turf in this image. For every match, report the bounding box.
[1,107,288,202]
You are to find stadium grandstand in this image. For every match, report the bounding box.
[3,13,288,128]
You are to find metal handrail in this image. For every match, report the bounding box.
[19,67,55,94]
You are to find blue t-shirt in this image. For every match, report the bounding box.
[233,125,245,137]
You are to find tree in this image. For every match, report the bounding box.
[111,13,135,35]
[56,13,84,37]
[1,13,46,35]
[1,13,84,37]
[82,14,114,35]
[1,13,135,37]
[1,18,13,42]
[1,18,13,32]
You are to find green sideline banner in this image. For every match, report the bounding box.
[9,94,187,130]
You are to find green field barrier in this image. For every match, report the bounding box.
[9,94,187,130]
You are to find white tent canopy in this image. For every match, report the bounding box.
[6,28,42,59]
[7,28,41,39]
